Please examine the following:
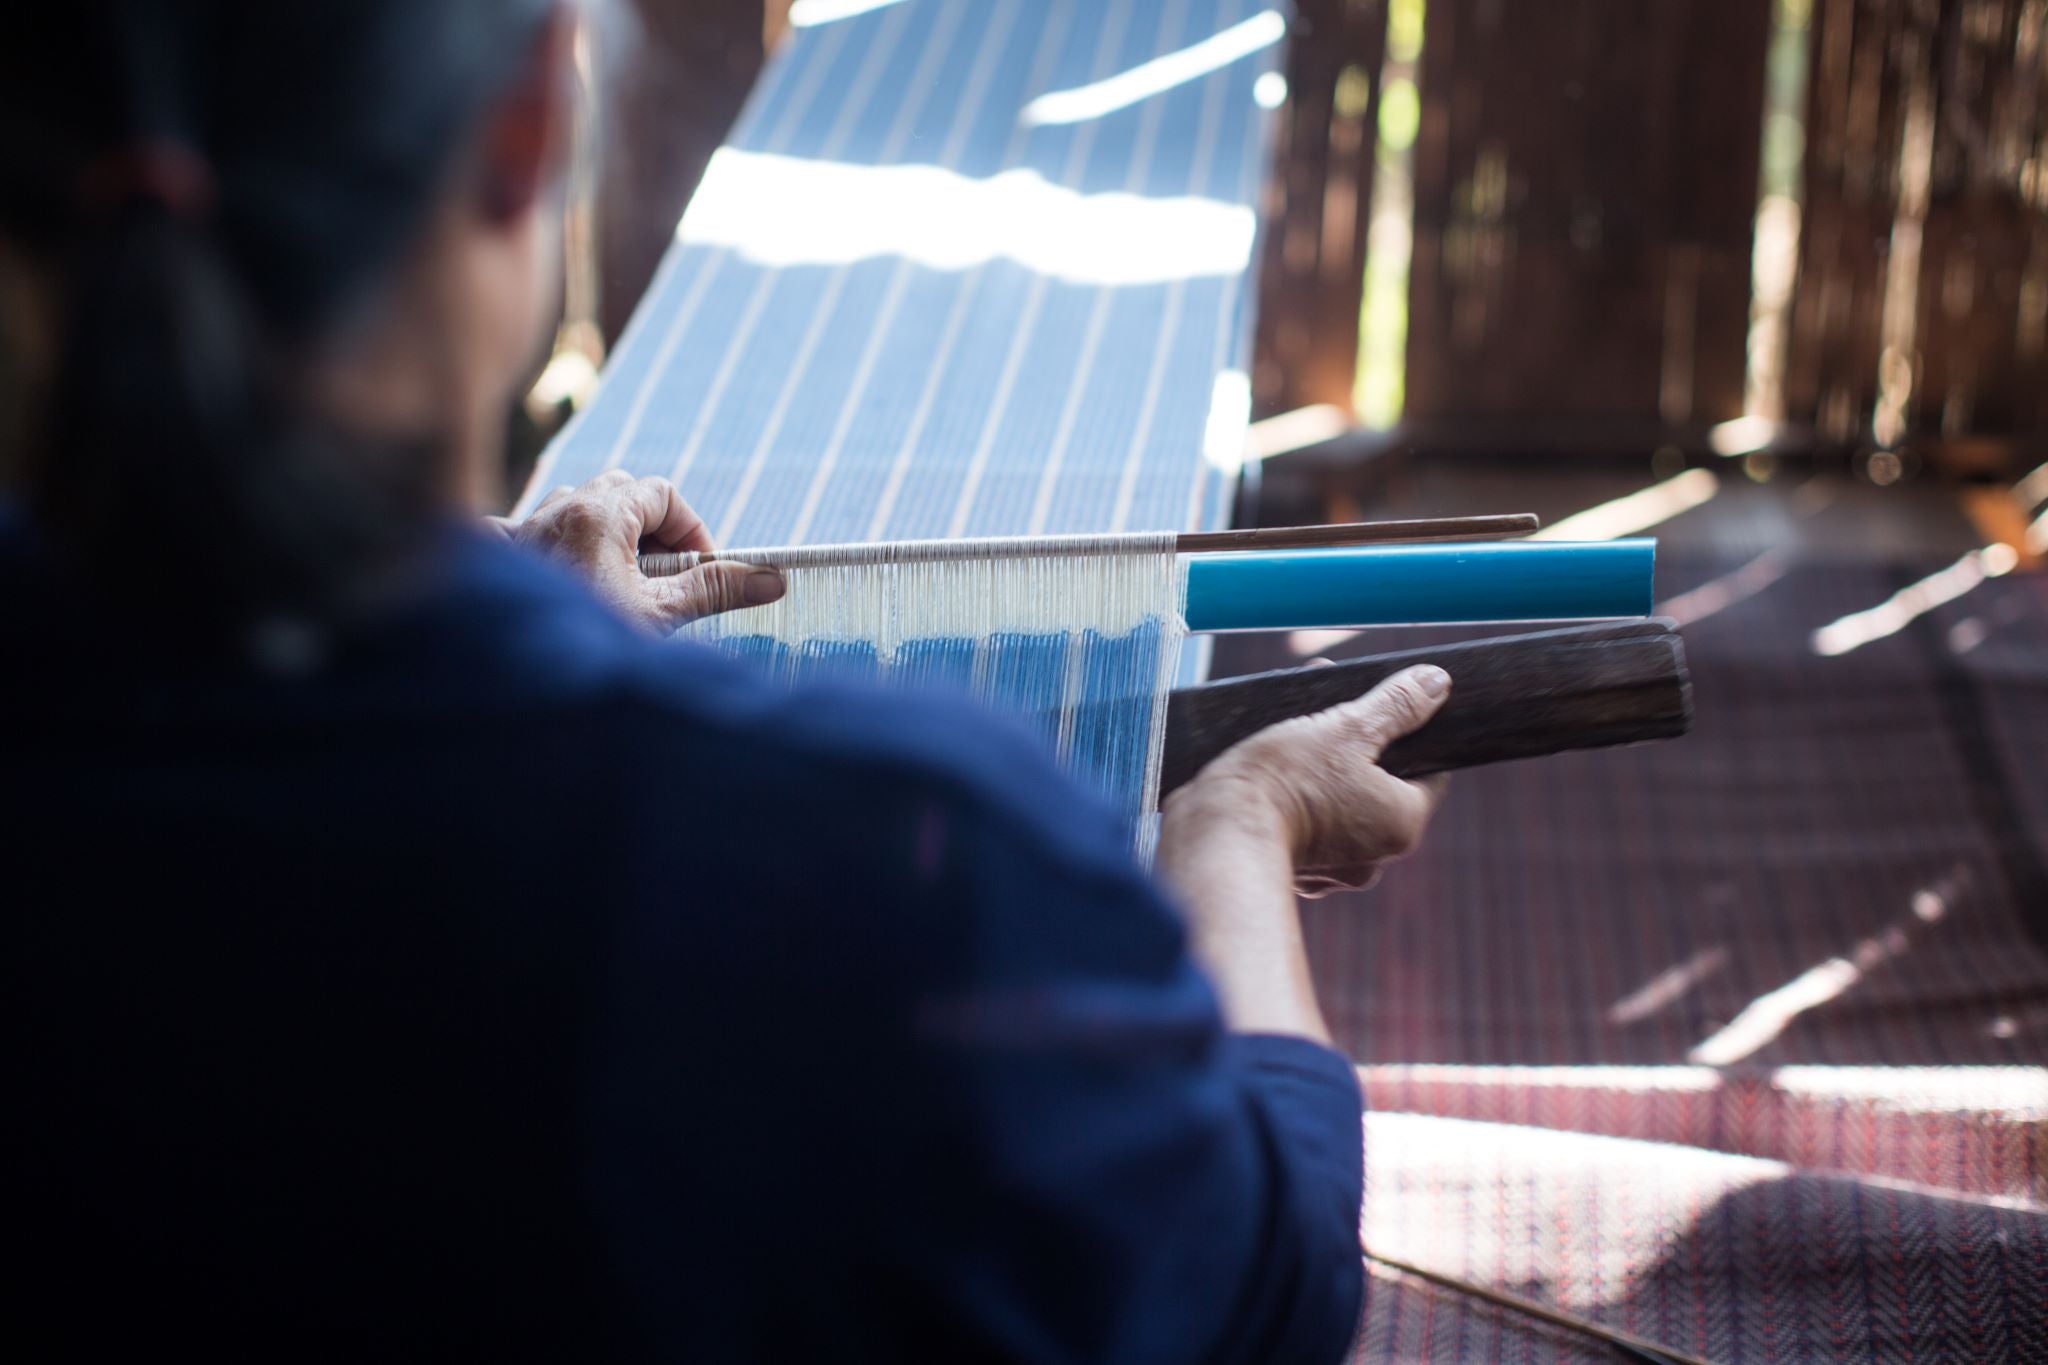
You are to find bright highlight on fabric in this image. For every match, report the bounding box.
[1809,543,2018,657]
[2014,461,2048,509]
[1688,938,1898,1067]
[1201,371,1254,473]
[1689,885,1953,1067]
[1019,10,1287,126]
[1654,547,1791,628]
[1708,416,1778,457]
[787,0,910,29]
[1607,946,1731,1025]
[681,150,1257,285]
[1245,404,1349,461]
[1530,469,1718,542]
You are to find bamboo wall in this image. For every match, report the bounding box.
[1252,0,1388,416]
[1257,0,2043,453]
[1402,0,1771,428]
[1785,0,2048,445]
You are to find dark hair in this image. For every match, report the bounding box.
[0,0,556,641]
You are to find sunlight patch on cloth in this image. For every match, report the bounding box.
[681,149,1257,286]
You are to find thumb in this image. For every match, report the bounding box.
[647,562,785,626]
[1330,664,1451,761]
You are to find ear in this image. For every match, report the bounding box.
[475,7,577,227]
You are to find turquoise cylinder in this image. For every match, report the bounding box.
[1184,540,1656,631]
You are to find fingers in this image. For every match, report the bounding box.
[646,561,785,626]
[1383,771,1439,856]
[519,475,714,559]
[1328,664,1451,763]
[625,476,716,553]
[1295,866,1385,898]
[1400,770,1450,833]
[525,476,631,552]
[1291,780,1448,899]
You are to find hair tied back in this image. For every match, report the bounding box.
[77,137,217,223]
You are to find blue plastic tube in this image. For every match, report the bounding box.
[1184,539,1656,631]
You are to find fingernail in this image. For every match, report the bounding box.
[1414,665,1450,698]
[743,569,785,605]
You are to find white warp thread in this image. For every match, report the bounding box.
[681,536,1189,854]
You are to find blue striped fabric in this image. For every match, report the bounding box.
[523,0,1283,544]
[696,610,1181,835]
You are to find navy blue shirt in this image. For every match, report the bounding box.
[7,518,1364,1362]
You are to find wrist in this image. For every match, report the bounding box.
[1155,769,1329,1043]
[1161,764,1297,854]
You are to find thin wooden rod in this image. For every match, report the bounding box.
[637,514,1539,576]
[1365,1248,1717,1365]
[1172,514,1538,553]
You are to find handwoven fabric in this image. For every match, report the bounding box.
[524,0,1279,544]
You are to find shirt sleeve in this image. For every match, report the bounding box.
[873,772,1367,1365]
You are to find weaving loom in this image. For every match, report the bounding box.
[650,525,1672,838]
[531,0,1682,845]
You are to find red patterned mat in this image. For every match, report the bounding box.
[1220,520,2048,1361]
[1357,1111,2045,1363]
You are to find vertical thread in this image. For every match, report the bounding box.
[681,541,1189,853]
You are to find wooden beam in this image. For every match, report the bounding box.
[1161,619,1692,796]
[597,0,770,341]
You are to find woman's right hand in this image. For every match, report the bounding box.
[1164,664,1451,897]
[1154,665,1453,1039]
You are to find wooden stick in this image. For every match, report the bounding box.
[1159,620,1691,798]
[1365,1248,1718,1365]
[637,514,1539,576]
[1174,513,1538,553]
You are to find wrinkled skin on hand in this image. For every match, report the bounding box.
[1171,665,1451,898]
[487,471,783,633]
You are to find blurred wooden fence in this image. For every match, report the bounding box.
[1786,0,2047,447]
[1252,0,1387,417]
[1259,0,2043,454]
[1402,0,1770,429]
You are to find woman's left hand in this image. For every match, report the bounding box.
[487,472,784,633]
